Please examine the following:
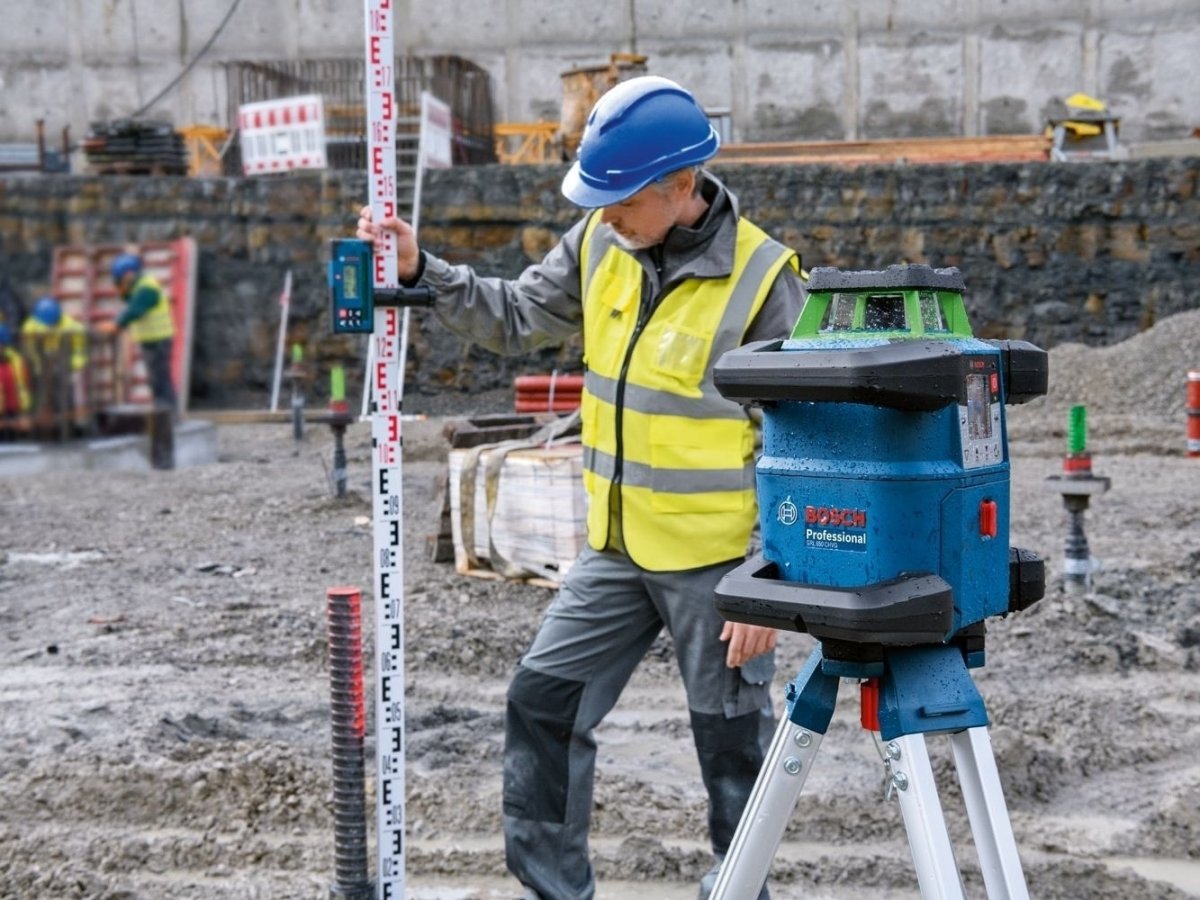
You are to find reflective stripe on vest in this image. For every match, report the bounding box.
[578,212,797,571]
[129,274,175,343]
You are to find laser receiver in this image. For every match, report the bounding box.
[328,238,436,334]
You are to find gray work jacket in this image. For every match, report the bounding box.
[416,171,805,355]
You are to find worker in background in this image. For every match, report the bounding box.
[359,76,804,900]
[105,253,177,413]
[21,296,87,425]
[0,322,32,433]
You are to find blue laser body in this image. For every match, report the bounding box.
[757,337,1010,636]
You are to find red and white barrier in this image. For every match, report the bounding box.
[238,95,328,175]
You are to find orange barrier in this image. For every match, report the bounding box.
[515,373,583,414]
[514,374,584,392]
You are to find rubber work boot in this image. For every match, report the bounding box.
[698,857,722,899]
[698,854,769,900]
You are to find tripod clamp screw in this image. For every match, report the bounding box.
[783,757,803,776]
[793,730,813,748]
[883,742,909,798]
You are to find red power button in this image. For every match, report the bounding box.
[979,500,998,537]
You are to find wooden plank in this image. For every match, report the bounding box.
[713,135,1051,167]
[459,566,559,590]
[444,413,547,449]
[718,135,1050,154]
[198,409,312,424]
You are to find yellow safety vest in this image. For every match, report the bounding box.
[22,314,87,372]
[578,213,798,571]
[127,274,176,343]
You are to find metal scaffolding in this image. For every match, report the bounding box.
[221,55,496,174]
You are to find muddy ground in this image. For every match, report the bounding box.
[1,310,1198,899]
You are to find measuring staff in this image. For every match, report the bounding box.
[325,3,416,897]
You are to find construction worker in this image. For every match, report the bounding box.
[107,253,177,412]
[0,322,32,432]
[359,76,804,900]
[21,297,87,371]
[21,296,87,426]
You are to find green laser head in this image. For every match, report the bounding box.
[791,265,974,340]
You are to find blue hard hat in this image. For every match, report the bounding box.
[111,253,143,282]
[33,296,62,327]
[0,322,12,345]
[561,76,721,209]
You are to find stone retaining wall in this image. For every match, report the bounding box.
[1,157,1196,409]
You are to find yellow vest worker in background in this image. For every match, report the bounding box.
[21,297,87,425]
[358,76,804,900]
[106,254,178,413]
[21,297,87,372]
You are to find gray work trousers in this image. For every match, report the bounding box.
[503,547,774,900]
[140,338,177,412]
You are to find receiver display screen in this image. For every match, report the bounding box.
[342,263,360,305]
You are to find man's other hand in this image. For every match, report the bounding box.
[719,621,778,669]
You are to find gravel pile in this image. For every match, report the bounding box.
[1039,308,1199,419]
[1010,308,1199,453]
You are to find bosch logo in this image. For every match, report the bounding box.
[805,506,867,528]
[778,498,799,526]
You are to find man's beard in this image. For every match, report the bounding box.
[612,230,658,251]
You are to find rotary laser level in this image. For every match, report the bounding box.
[709,265,1048,900]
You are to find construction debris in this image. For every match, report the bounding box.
[83,119,189,175]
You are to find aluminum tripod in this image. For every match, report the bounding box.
[710,645,1029,900]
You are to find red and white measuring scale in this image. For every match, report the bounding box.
[363,2,406,897]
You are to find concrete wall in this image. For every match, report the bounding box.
[1,157,1196,410]
[2,0,1198,146]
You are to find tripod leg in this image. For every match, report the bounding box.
[950,727,1029,900]
[889,733,967,900]
[709,712,821,899]
[710,649,838,900]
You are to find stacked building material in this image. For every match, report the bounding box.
[83,120,188,175]
[428,414,552,563]
[448,441,586,585]
[514,373,583,413]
